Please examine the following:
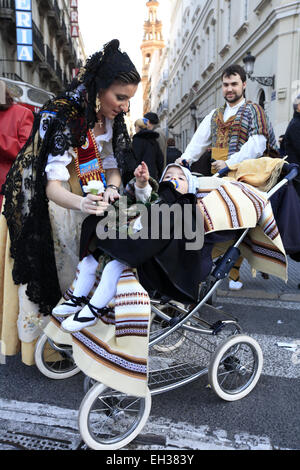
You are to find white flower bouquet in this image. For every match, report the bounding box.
[82,180,105,195]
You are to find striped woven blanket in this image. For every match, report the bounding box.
[44,269,151,397]
[197,178,287,280]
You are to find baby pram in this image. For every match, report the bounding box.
[34,161,298,450]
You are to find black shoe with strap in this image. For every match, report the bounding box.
[52,294,89,317]
[62,294,89,309]
[61,304,114,333]
[85,303,114,319]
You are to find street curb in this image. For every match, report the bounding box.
[217,289,300,302]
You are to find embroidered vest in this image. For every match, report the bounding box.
[211,101,273,158]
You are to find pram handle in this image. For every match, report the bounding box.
[215,166,230,177]
[181,159,191,170]
[283,163,299,181]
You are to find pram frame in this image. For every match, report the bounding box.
[34,162,299,450]
[145,163,298,396]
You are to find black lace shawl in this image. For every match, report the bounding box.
[1,89,137,315]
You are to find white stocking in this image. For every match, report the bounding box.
[61,260,129,329]
[72,254,99,297]
[87,259,128,309]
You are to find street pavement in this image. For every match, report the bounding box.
[0,257,299,452]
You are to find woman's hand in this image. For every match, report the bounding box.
[80,193,110,216]
[103,186,120,203]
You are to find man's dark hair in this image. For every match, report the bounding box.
[167,138,175,146]
[222,64,247,83]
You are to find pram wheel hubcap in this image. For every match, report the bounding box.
[78,383,151,450]
[208,334,263,401]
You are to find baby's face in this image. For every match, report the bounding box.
[162,166,188,194]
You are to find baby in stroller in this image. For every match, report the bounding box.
[53,158,286,333]
[53,161,201,332]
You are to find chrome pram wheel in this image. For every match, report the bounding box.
[208,334,263,401]
[34,333,80,379]
[79,383,151,450]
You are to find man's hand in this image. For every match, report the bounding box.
[211,160,227,172]
[134,161,150,188]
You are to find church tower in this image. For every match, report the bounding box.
[140,1,165,114]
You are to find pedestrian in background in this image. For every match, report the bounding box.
[0,80,34,210]
[132,118,164,181]
[284,94,300,197]
[278,134,286,157]
[143,111,167,168]
[175,64,279,291]
[285,95,300,165]
[166,137,182,165]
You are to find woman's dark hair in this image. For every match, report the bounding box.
[68,39,141,130]
[222,64,247,83]
[67,39,141,182]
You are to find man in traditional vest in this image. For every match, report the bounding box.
[177,64,279,290]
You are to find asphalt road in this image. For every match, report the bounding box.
[0,296,299,451]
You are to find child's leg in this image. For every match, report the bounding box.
[61,260,128,332]
[53,255,99,316]
[72,255,99,297]
[88,259,128,308]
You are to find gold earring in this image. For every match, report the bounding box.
[95,96,102,113]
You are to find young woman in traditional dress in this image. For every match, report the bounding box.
[0,39,141,365]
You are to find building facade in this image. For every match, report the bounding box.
[0,0,86,94]
[141,0,165,115]
[147,0,300,151]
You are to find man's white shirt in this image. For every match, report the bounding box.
[181,99,267,166]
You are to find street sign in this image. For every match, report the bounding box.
[15,0,33,62]
[70,0,80,38]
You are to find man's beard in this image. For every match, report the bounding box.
[225,91,244,104]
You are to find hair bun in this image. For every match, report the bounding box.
[103,39,120,55]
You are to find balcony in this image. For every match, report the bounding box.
[55,60,62,83]
[57,18,68,45]
[45,45,54,70]
[0,0,16,44]
[1,72,22,81]
[32,21,45,61]
[0,0,14,20]
[47,0,61,29]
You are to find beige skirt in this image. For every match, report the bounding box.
[0,199,85,365]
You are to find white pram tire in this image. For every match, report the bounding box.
[208,334,263,401]
[79,382,151,450]
[34,333,80,379]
